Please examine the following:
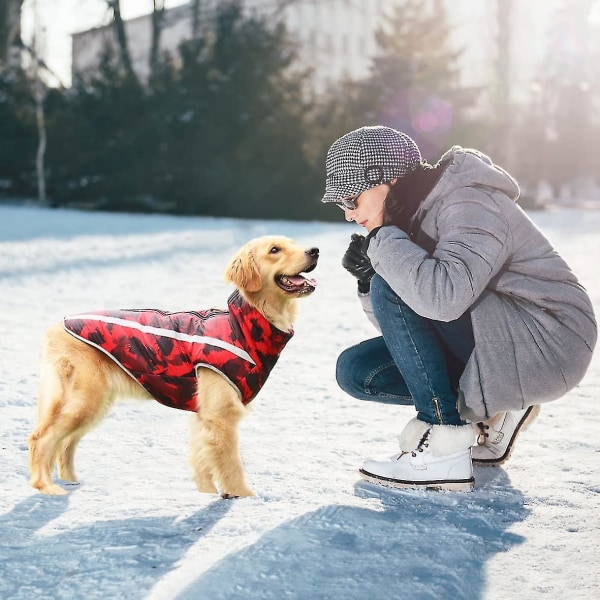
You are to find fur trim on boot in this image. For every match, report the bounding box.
[398,417,431,451]
[427,423,478,457]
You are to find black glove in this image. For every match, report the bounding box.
[342,233,375,293]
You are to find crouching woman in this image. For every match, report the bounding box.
[322,125,597,492]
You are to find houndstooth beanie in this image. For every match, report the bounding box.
[322,125,422,204]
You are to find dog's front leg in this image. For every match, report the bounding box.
[193,370,255,498]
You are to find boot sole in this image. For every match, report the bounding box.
[359,469,475,493]
[473,405,540,467]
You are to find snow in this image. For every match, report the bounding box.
[0,203,598,600]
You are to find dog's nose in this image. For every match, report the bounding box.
[305,247,319,258]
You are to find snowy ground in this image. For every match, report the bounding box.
[0,203,598,600]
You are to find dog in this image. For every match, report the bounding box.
[28,236,318,498]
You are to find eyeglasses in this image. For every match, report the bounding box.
[337,193,360,211]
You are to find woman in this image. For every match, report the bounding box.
[322,125,597,492]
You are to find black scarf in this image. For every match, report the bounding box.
[384,161,446,236]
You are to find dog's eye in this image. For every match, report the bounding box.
[269,246,280,254]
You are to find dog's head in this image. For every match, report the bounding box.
[225,236,318,298]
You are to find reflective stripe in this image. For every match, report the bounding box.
[66,314,256,365]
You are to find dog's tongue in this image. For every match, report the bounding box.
[289,275,317,287]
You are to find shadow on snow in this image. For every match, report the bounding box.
[177,469,528,600]
[0,494,233,600]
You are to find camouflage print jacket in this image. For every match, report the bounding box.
[63,291,293,412]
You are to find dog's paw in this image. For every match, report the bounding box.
[220,487,256,499]
[38,484,69,496]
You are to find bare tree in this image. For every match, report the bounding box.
[106,0,136,80]
[104,0,167,81]
[33,65,47,204]
[191,0,202,39]
[29,2,47,205]
[150,0,165,75]
[0,0,23,68]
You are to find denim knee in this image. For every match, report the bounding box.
[335,339,412,404]
[335,346,359,396]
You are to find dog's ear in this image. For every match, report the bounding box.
[225,247,262,292]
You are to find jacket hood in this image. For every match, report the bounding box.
[433,146,520,202]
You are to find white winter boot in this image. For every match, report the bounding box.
[472,405,540,466]
[359,418,476,492]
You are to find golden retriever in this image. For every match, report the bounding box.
[28,236,318,498]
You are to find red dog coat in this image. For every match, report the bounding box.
[63,291,293,412]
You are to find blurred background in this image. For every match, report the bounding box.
[1,0,599,220]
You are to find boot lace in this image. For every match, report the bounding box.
[476,422,489,445]
[411,429,431,457]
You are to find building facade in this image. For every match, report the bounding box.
[71,0,562,104]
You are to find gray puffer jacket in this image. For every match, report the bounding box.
[362,146,597,421]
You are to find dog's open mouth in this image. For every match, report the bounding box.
[276,262,317,295]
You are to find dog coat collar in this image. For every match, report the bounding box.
[63,291,294,411]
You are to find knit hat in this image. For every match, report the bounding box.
[321,126,422,204]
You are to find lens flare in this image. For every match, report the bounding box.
[410,95,453,135]
[379,89,456,159]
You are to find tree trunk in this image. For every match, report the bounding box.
[34,77,47,205]
[150,0,165,76]
[107,0,137,81]
[191,0,201,39]
[27,3,46,205]
[0,0,23,68]
[31,9,47,205]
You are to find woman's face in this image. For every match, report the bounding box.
[342,182,393,232]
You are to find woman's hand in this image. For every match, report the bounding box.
[342,234,375,293]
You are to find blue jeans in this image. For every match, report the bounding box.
[336,275,475,426]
